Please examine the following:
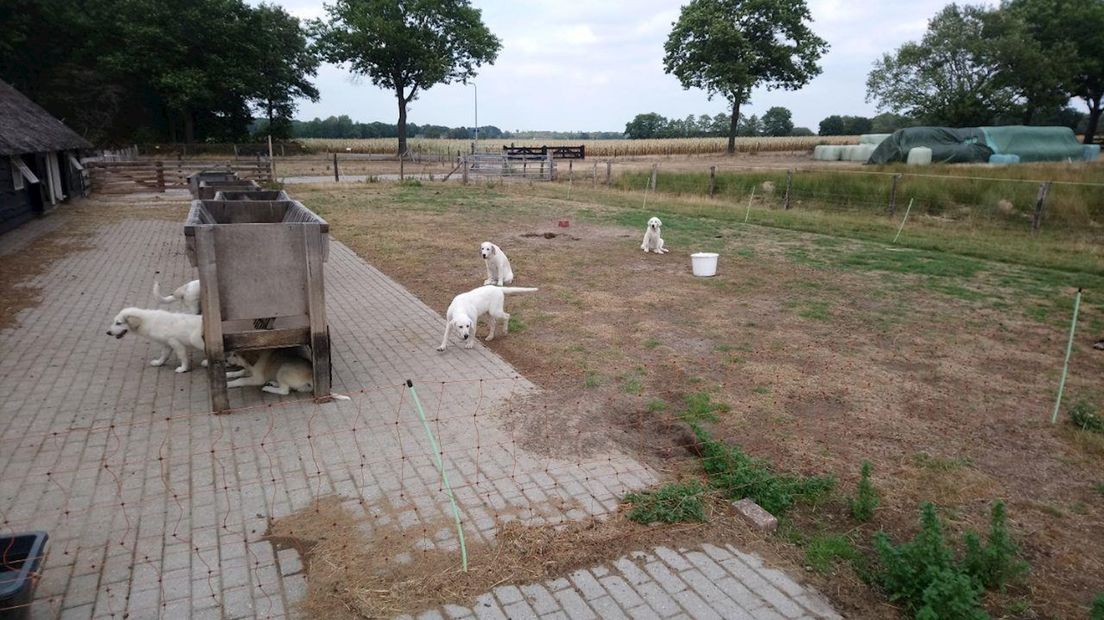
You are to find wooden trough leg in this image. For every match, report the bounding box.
[195,227,230,413]
[304,225,332,402]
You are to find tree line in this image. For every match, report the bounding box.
[624,108,812,139]
[0,0,319,145]
[266,116,623,141]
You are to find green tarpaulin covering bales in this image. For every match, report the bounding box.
[867,125,1084,164]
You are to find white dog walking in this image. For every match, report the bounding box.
[106,307,205,373]
[480,241,514,285]
[153,279,200,314]
[437,285,538,351]
[641,217,669,253]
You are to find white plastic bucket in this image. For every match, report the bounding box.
[691,252,719,277]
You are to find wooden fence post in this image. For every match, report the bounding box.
[568,160,573,183]
[649,163,658,192]
[462,156,469,184]
[888,173,901,215]
[783,169,794,209]
[606,161,612,186]
[400,156,405,181]
[333,152,339,182]
[592,162,597,187]
[155,160,165,193]
[708,166,716,198]
[1032,181,1051,235]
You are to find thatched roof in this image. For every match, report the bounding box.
[0,79,92,156]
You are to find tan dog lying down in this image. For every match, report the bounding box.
[226,349,314,395]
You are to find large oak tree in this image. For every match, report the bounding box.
[313,0,501,156]
[663,0,827,154]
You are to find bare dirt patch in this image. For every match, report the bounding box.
[302,183,1104,618]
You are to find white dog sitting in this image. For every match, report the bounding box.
[154,279,200,314]
[106,307,205,373]
[480,242,514,285]
[641,217,669,254]
[437,285,538,351]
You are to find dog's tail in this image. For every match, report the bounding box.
[152,280,177,304]
[499,287,539,295]
[330,394,352,401]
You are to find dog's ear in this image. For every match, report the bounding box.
[490,245,496,255]
[124,314,142,330]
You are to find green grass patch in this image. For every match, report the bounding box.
[797,300,832,321]
[643,338,661,349]
[583,371,603,388]
[624,481,707,524]
[680,392,729,423]
[621,369,644,395]
[646,399,667,413]
[1069,401,1104,433]
[753,386,770,395]
[913,452,970,471]
[805,533,863,575]
[507,316,526,334]
[690,423,835,515]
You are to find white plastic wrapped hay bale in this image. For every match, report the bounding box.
[907,147,933,166]
[820,145,843,161]
[859,133,891,145]
[813,145,832,160]
[849,144,877,162]
[838,145,857,161]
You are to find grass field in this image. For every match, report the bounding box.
[293,180,1104,618]
[297,135,860,157]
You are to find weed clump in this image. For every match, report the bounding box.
[1069,401,1104,433]
[850,461,879,522]
[874,502,1027,619]
[624,481,707,524]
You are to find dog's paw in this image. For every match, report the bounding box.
[201,359,209,367]
[485,335,495,341]
[483,279,494,285]
[150,359,164,367]
[436,345,446,352]
[465,343,475,349]
[174,366,190,373]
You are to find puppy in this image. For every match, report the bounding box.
[480,242,514,285]
[437,285,538,351]
[154,279,200,314]
[641,217,669,254]
[106,307,205,373]
[225,349,313,395]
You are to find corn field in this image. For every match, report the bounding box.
[297,136,860,158]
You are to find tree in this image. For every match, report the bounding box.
[761,106,794,136]
[1008,0,1104,143]
[663,0,827,154]
[865,4,1021,126]
[249,4,320,140]
[625,113,669,139]
[737,114,762,137]
[313,0,501,156]
[870,112,916,133]
[818,115,845,136]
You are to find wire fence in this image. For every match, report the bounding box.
[0,375,670,618]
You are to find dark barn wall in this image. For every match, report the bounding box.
[0,156,33,235]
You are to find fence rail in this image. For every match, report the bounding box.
[84,160,273,194]
[503,145,585,160]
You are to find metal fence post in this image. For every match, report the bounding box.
[1032,181,1051,235]
[783,169,794,209]
[888,173,901,215]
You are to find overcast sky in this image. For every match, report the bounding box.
[263,0,1000,133]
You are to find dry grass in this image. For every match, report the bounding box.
[297,181,1104,618]
[297,136,860,158]
[268,493,881,618]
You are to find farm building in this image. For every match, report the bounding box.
[0,79,91,234]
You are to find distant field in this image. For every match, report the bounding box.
[296,136,860,158]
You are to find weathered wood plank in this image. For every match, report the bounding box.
[195,226,229,413]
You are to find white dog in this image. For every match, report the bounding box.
[225,349,314,395]
[480,242,514,285]
[106,307,205,373]
[437,285,538,351]
[154,279,200,314]
[641,217,669,254]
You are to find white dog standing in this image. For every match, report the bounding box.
[641,217,669,254]
[106,307,205,373]
[154,279,200,314]
[437,285,538,351]
[480,242,514,285]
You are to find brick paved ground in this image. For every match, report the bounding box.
[0,200,839,619]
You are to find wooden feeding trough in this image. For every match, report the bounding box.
[196,179,261,200]
[213,189,290,201]
[185,197,331,413]
[187,170,238,197]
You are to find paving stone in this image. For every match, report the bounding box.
[568,569,606,600]
[519,584,559,615]
[552,588,596,620]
